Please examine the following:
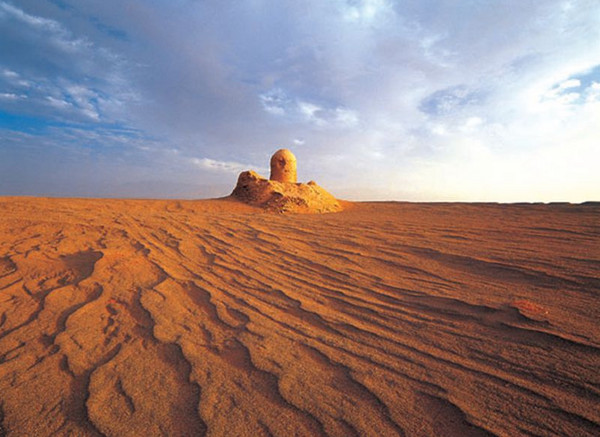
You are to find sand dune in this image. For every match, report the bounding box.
[0,197,598,436]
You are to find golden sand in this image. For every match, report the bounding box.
[0,197,598,436]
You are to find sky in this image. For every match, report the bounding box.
[1,0,599,202]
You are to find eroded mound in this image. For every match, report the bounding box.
[231,170,342,213]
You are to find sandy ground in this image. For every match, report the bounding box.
[0,197,598,436]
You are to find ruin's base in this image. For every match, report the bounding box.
[231,170,343,214]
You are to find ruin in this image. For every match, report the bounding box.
[231,149,342,213]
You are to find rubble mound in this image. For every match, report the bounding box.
[231,170,342,213]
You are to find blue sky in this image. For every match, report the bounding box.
[1,0,599,201]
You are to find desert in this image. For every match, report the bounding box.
[2,2,600,435]
[0,196,598,436]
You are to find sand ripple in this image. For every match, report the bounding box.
[0,198,599,436]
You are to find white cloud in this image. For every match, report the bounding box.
[586,82,600,102]
[334,107,359,126]
[298,101,323,123]
[341,0,392,24]
[0,2,59,31]
[65,85,101,120]
[430,124,447,136]
[259,89,288,115]
[45,96,71,109]
[259,88,360,128]
[0,92,20,100]
[191,158,249,174]
[0,2,131,124]
[559,78,581,89]
[0,1,89,53]
[2,69,18,78]
[297,102,359,128]
[458,116,483,133]
[397,85,600,202]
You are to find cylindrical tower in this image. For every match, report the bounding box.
[269,149,297,183]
